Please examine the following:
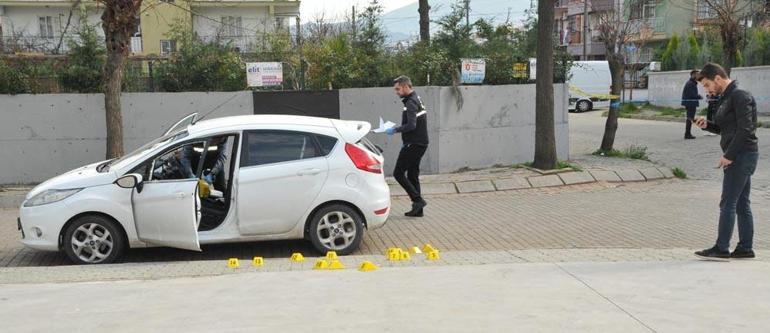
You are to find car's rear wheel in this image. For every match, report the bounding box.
[577,100,592,112]
[308,204,364,255]
[62,215,125,265]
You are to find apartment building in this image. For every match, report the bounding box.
[0,0,300,55]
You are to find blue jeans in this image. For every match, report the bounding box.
[716,152,759,252]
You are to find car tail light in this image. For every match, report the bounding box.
[345,143,382,174]
[374,207,388,215]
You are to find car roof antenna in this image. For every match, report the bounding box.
[195,92,242,124]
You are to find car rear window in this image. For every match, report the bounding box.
[315,135,338,156]
[358,137,382,156]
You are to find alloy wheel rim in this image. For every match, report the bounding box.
[71,223,114,263]
[316,211,357,251]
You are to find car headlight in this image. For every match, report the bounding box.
[24,189,82,207]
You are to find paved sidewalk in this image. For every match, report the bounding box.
[3,260,769,332]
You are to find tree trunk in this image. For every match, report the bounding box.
[720,20,741,75]
[600,52,625,152]
[418,0,430,43]
[534,0,557,170]
[101,0,141,159]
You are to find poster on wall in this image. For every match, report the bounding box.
[460,58,485,84]
[246,62,283,87]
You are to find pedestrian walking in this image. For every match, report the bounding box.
[693,63,759,260]
[703,93,720,136]
[682,69,703,139]
[386,76,429,217]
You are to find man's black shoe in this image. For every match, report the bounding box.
[685,135,696,140]
[694,247,730,261]
[412,199,427,211]
[731,248,756,259]
[405,208,423,217]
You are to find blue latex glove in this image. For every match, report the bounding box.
[204,174,214,184]
[385,127,396,136]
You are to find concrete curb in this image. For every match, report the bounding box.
[388,167,679,197]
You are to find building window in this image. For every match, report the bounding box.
[39,16,55,39]
[697,0,720,20]
[630,0,658,20]
[221,16,243,37]
[160,40,176,56]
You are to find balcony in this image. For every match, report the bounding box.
[567,40,606,57]
[197,35,268,53]
[566,0,616,16]
[1,36,72,54]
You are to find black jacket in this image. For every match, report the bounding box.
[704,81,759,161]
[681,78,701,108]
[395,91,429,145]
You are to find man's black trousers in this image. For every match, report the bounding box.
[393,144,428,203]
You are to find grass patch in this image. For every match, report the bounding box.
[593,145,650,161]
[672,167,687,179]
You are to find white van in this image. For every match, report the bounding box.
[567,61,612,112]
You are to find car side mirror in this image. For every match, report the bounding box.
[115,174,144,193]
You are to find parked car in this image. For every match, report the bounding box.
[17,114,390,264]
[567,61,612,112]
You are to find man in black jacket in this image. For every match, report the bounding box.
[694,63,759,260]
[681,69,702,139]
[386,76,429,217]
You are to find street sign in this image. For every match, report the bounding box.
[512,62,528,79]
[246,62,283,87]
[460,58,485,84]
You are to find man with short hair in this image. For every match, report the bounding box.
[387,76,429,217]
[682,69,702,139]
[694,62,759,260]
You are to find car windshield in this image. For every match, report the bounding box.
[99,131,189,172]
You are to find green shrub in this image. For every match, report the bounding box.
[59,23,105,93]
[672,167,687,179]
[0,59,32,94]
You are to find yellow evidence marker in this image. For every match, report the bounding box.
[252,257,264,267]
[328,260,345,270]
[409,246,423,254]
[291,253,305,262]
[422,244,437,253]
[426,250,441,261]
[387,248,404,261]
[313,259,330,270]
[400,251,411,261]
[227,258,240,268]
[358,261,378,272]
[326,251,339,261]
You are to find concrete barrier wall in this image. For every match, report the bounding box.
[648,66,770,114]
[340,84,570,175]
[2,85,569,184]
[0,92,253,184]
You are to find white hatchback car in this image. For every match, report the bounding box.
[18,114,390,264]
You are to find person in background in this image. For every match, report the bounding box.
[682,69,703,139]
[386,76,429,217]
[693,62,759,261]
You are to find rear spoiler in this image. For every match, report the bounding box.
[331,119,372,143]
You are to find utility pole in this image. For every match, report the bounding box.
[464,0,470,28]
[296,15,304,90]
[582,0,588,60]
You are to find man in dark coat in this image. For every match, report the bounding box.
[681,69,703,139]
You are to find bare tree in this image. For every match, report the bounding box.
[419,0,431,43]
[534,0,557,170]
[673,0,763,74]
[101,0,142,158]
[594,0,636,152]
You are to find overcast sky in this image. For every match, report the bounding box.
[299,0,417,23]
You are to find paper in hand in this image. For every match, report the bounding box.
[372,117,397,133]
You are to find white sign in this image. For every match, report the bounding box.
[246,62,283,87]
[460,58,485,84]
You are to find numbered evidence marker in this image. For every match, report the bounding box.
[313,259,330,270]
[387,248,404,261]
[325,251,339,261]
[358,261,378,272]
[252,257,264,267]
[227,258,240,268]
[426,250,441,261]
[291,253,305,262]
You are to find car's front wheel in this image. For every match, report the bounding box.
[577,100,592,112]
[308,204,364,255]
[62,215,125,265]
